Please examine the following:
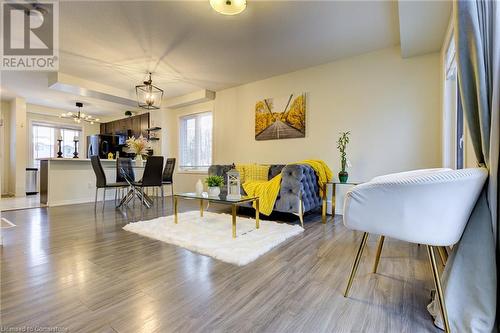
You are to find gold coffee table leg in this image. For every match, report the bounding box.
[200,199,204,217]
[322,184,327,224]
[232,204,237,238]
[331,183,336,220]
[255,199,260,229]
[174,196,178,224]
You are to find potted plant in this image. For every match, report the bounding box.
[125,135,150,166]
[205,175,224,197]
[337,131,351,183]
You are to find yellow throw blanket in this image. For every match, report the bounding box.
[243,160,333,216]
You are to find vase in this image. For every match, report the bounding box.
[135,155,143,167]
[208,186,220,197]
[339,171,349,183]
[195,179,204,195]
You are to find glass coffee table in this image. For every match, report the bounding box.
[173,192,260,239]
[322,181,361,223]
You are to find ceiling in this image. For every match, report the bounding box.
[0,1,451,118]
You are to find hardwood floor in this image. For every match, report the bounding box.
[1,198,440,333]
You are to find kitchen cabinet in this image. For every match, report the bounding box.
[99,113,150,138]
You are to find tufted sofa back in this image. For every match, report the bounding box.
[276,164,321,213]
[208,163,322,215]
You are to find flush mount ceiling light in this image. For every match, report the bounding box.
[60,102,100,124]
[210,0,246,15]
[136,72,164,110]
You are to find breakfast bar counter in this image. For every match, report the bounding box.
[39,158,144,206]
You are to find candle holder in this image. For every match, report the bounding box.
[73,139,79,158]
[57,139,63,158]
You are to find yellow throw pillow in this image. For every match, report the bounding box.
[245,164,270,182]
[235,164,247,183]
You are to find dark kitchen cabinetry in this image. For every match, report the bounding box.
[100,113,150,138]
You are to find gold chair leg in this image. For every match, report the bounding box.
[437,246,448,266]
[372,235,385,273]
[344,232,369,297]
[427,245,451,333]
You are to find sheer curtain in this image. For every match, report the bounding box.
[428,1,499,331]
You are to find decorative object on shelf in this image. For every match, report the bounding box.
[125,135,150,167]
[337,131,351,183]
[136,73,164,110]
[124,110,134,117]
[60,102,100,124]
[107,152,114,160]
[226,168,242,200]
[146,127,161,141]
[209,0,246,15]
[56,137,63,158]
[205,175,224,197]
[195,179,204,195]
[73,136,79,158]
[255,93,306,141]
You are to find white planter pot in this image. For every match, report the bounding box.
[208,186,220,197]
[135,155,143,167]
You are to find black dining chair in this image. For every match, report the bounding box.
[116,157,135,201]
[162,158,176,206]
[90,155,128,212]
[133,156,164,213]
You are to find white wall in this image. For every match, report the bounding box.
[214,47,441,179]
[9,98,27,197]
[0,102,100,195]
[167,47,441,198]
[1,101,11,195]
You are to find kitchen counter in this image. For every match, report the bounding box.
[39,158,145,206]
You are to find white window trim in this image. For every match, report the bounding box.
[178,111,213,172]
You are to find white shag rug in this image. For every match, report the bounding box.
[123,211,304,266]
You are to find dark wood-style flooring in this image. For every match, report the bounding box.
[1,198,440,332]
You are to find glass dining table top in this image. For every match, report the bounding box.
[174,192,258,204]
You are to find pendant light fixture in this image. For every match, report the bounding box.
[210,0,246,15]
[135,72,164,110]
[60,102,99,124]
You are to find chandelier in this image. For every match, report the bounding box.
[135,73,164,110]
[60,102,100,124]
[210,0,246,15]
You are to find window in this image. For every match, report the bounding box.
[442,33,465,169]
[179,112,212,171]
[32,125,56,160]
[31,123,82,166]
[61,128,80,158]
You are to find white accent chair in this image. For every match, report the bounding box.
[342,168,488,333]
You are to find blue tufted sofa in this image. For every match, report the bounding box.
[208,164,322,225]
